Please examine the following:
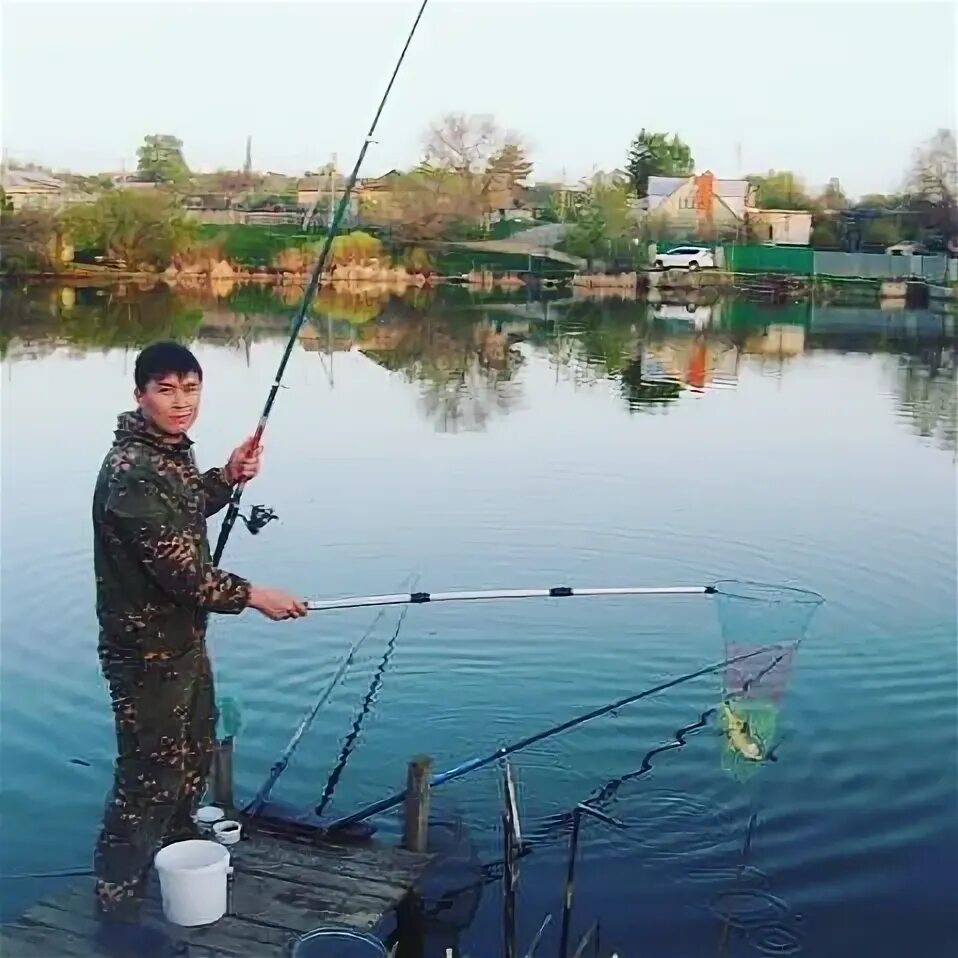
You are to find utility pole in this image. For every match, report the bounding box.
[329,152,337,229]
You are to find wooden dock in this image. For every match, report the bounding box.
[0,827,432,957]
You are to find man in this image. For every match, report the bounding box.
[92,341,306,955]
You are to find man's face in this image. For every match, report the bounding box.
[136,371,202,437]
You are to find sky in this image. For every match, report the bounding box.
[1,0,955,198]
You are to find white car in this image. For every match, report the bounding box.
[653,246,715,271]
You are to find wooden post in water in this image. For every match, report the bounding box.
[211,737,235,810]
[402,755,432,852]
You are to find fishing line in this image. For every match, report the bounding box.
[417,658,794,919]
[316,601,413,817]
[245,603,394,817]
[419,707,719,918]
[212,0,430,564]
[321,642,780,828]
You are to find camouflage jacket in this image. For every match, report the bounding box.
[93,410,250,660]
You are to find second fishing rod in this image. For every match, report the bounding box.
[212,0,430,565]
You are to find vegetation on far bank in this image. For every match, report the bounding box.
[2,122,955,280]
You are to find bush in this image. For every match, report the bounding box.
[328,230,384,266]
[63,191,196,269]
[0,209,61,273]
[403,246,435,274]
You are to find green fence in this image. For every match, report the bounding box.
[724,245,815,275]
[721,244,951,281]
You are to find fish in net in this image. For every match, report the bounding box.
[711,581,824,779]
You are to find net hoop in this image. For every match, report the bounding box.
[710,580,825,607]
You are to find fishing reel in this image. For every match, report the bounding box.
[238,504,278,535]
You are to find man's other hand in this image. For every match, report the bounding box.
[248,586,308,621]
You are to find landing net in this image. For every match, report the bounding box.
[712,580,824,780]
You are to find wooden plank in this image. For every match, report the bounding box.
[0,919,94,958]
[22,877,98,920]
[15,901,100,938]
[233,838,428,893]
[1,831,429,958]
[234,846,410,903]
[140,897,303,956]
[247,829,429,875]
[219,869,380,933]
[24,887,290,958]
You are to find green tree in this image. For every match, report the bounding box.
[136,134,190,185]
[861,218,904,248]
[563,181,633,262]
[626,129,694,197]
[591,180,633,238]
[64,191,196,269]
[747,170,813,210]
[564,206,606,261]
[486,143,533,191]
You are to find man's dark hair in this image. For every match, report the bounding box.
[134,341,203,391]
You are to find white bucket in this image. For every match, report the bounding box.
[154,839,232,926]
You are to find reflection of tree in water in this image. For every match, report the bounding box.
[534,299,685,412]
[893,348,957,453]
[359,305,524,433]
[418,353,521,432]
[1,284,203,355]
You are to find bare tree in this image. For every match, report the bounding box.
[419,113,537,228]
[362,168,484,243]
[906,128,958,251]
[423,113,503,172]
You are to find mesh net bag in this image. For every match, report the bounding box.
[711,581,824,780]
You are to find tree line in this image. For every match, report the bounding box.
[1,122,955,274]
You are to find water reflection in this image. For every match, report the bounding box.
[894,352,957,453]
[2,283,955,446]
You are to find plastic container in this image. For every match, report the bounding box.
[289,926,388,957]
[195,806,225,832]
[212,819,242,845]
[153,839,232,926]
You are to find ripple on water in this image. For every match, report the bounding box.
[590,789,743,863]
[709,888,789,929]
[686,864,770,888]
[747,922,804,956]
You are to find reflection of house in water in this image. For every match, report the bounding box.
[741,323,806,357]
[893,350,957,453]
[646,334,740,393]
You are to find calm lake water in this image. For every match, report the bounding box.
[1,283,956,957]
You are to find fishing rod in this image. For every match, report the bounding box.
[316,602,412,816]
[321,641,779,829]
[212,0,430,565]
[306,584,714,612]
[245,603,394,818]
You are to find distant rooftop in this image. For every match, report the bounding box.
[648,174,751,198]
[2,168,65,191]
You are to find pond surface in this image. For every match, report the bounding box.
[1,284,956,957]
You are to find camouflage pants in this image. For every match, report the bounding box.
[94,641,215,921]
